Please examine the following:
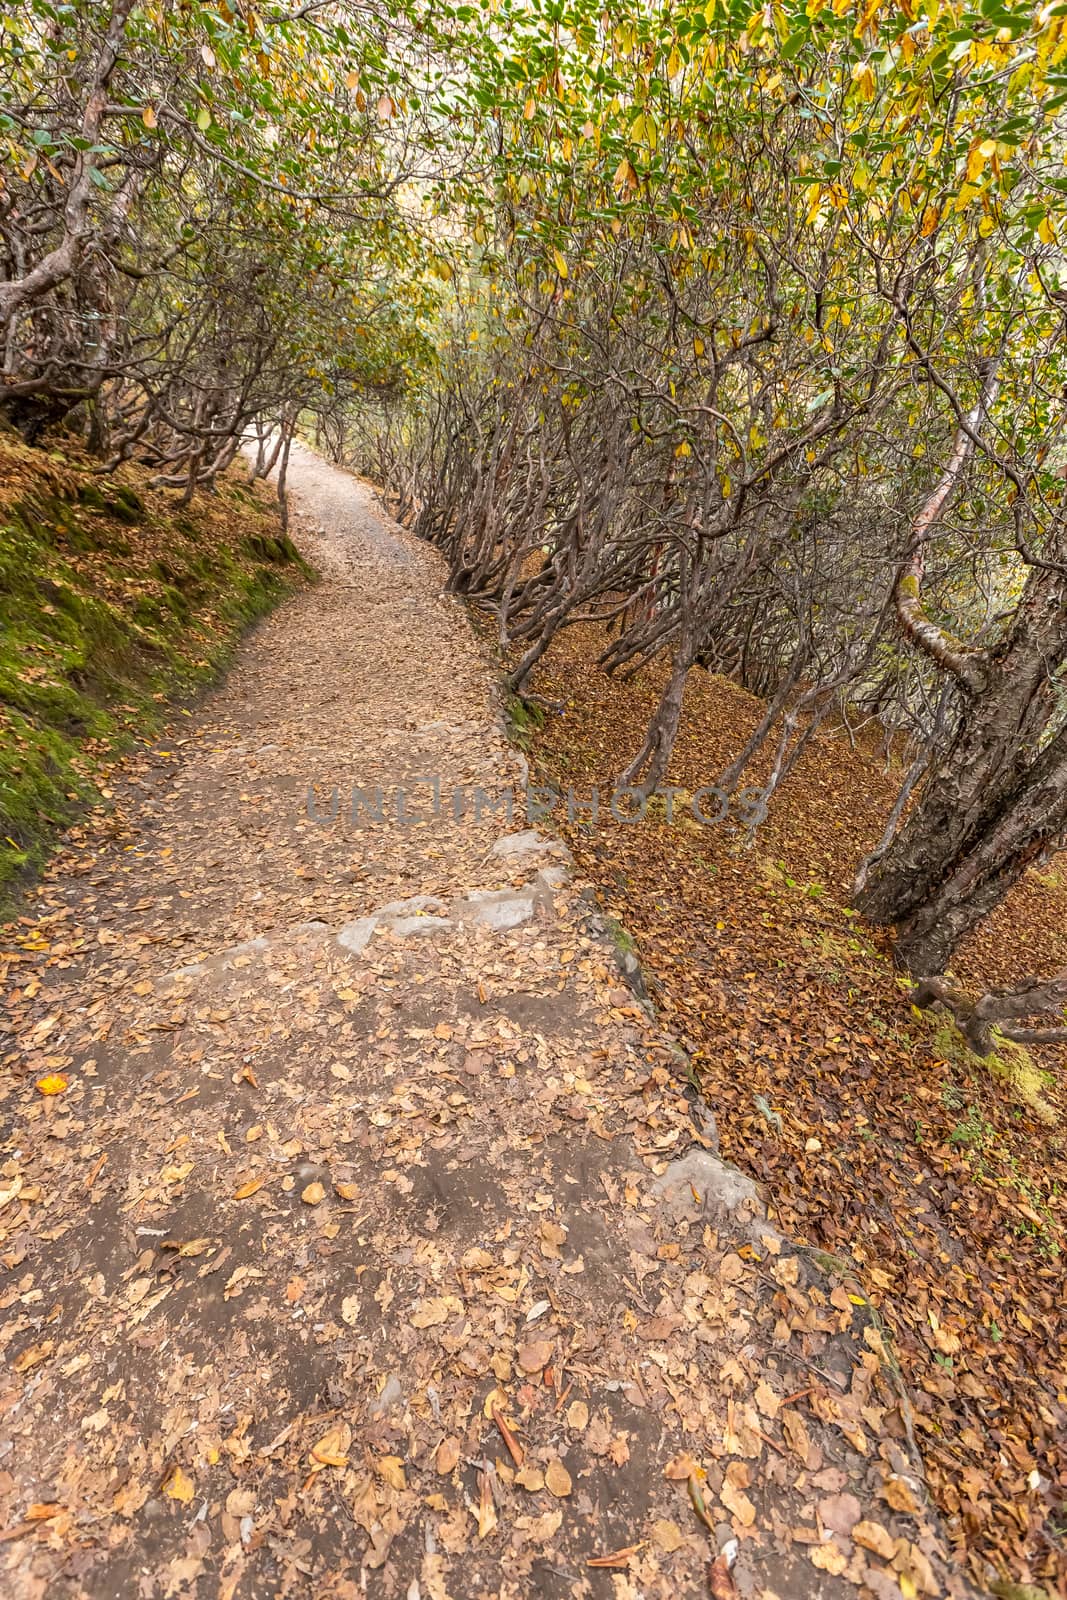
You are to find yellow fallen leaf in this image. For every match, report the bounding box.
[35,1074,68,1095]
[853,1520,895,1560]
[311,1423,351,1468]
[301,1181,325,1205]
[436,1437,461,1474]
[162,1464,195,1504]
[545,1458,572,1497]
[233,1178,264,1199]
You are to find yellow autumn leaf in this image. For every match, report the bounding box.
[552,247,568,279]
[162,1464,195,1504]
[36,1073,68,1095]
[142,105,157,130]
[310,1422,351,1468]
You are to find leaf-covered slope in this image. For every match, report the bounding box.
[526,628,1066,1593]
[0,433,309,904]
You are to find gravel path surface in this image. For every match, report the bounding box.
[1,450,969,1600]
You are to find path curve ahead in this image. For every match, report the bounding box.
[1,450,966,1599]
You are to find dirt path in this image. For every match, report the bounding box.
[1,450,968,1599]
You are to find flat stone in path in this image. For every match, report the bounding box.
[0,447,969,1599]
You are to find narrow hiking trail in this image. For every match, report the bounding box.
[1,450,969,1600]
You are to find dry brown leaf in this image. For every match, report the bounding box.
[515,1464,545,1492]
[781,1407,813,1466]
[300,1181,325,1205]
[517,1338,553,1373]
[411,1295,461,1329]
[233,1177,264,1199]
[809,1540,849,1575]
[376,1455,406,1491]
[852,1519,896,1560]
[719,1477,756,1528]
[587,1545,640,1568]
[882,1475,922,1516]
[477,1470,497,1539]
[436,1437,461,1475]
[544,1458,572,1498]
[707,1554,738,1599]
[651,1518,684,1552]
[566,1400,589,1432]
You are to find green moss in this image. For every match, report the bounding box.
[601,914,637,957]
[931,1022,1057,1125]
[506,692,546,749]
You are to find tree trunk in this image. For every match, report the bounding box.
[857,567,1067,973]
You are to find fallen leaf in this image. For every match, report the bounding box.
[882,1476,921,1516]
[719,1477,756,1528]
[587,1545,640,1568]
[518,1338,553,1373]
[301,1181,325,1205]
[852,1519,896,1560]
[708,1553,739,1598]
[35,1074,68,1096]
[162,1464,195,1504]
[310,1423,351,1468]
[810,1539,848,1575]
[477,1470,497,1538]
[566,1400,589,1432]
[436,1437,461,1475]
[665,1451,701,1481]
[376,1455,406,1491]
[652,1518,684,1552]
[544,1458,572,1497]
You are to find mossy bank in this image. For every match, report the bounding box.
[0,435,311,911]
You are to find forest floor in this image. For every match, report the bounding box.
[526,633,1067,1597]
[1,447,976,1600]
